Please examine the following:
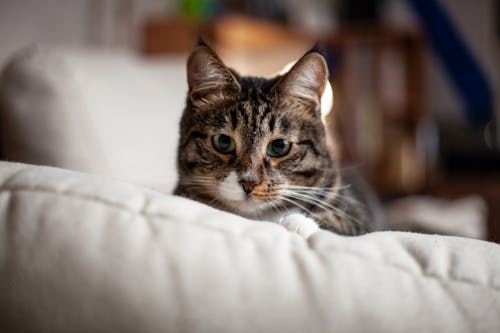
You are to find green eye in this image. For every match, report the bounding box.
[267,139,291,157]
[212,134,236,154]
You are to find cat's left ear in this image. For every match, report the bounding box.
[187,41,241,108]
[273,51,329,111]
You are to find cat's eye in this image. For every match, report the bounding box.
[212,134,236,154]
[267,139,291,158]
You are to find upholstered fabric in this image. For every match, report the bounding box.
[0,162,499,332]
[0,47,187,191]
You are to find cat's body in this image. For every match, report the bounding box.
[174,40,385,236]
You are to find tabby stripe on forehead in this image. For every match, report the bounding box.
[279,117,292,133]
[250,106,259,128]
[297,140,320,156]
[259,104,272,124]
[237,104,249,124]
[268,115,276,131]
[214,112,229,128]
[180,131,207,148]
[230,110,238,129]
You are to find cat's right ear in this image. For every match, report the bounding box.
[272,51,328,112]
[187,42,240,108]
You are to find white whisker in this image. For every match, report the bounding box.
[276,184,350,191]
[278,195,314,216]
[280,189,363,227]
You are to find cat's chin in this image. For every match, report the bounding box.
[220,197,272,219]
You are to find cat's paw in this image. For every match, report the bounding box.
[279,213,319,238]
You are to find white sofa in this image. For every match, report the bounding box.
[0,47,499,332]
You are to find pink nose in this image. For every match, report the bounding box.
[240,181,257,194]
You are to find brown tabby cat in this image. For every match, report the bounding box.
[174,40,384,236]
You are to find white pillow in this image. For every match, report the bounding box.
[0,46,187,192]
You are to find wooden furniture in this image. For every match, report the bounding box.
[142,16,206,54]
[141,14,311,76]
[325,26,433,196]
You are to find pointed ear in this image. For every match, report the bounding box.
[273,51,329,111]
[187,44,240,107]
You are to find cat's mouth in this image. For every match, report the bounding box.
[217,178,275,214]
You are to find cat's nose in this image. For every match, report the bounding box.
[240,180,259,194]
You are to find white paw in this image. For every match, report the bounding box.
[279,213,319,238]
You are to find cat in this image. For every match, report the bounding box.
[174,39,385,237]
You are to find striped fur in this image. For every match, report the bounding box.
[174,41,380,235]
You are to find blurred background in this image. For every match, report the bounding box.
[0,0,499,241]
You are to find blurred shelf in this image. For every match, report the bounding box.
[141,14,312,76]
[324,25,433,197]
[142,16,209,54]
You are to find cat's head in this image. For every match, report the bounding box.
[176,40,335,218]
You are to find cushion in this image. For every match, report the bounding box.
[0,161,499,332]
[0,47,187,192]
